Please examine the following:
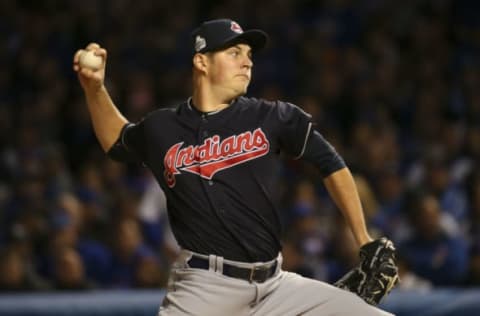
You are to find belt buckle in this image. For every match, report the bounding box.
[248,264,270,283]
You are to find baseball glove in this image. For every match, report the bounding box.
[334,237,399,305]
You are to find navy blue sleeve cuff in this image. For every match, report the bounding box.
[107,123,137,162]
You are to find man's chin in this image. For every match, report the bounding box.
[226,85,249,101]
[231,90,247,99]
[238,86,249,96]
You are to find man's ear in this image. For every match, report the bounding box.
[193,53,208,74]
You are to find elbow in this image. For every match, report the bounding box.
[101,139,117,154]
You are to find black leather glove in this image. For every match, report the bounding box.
[334,237,399,305]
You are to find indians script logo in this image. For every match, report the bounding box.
[163,128,269,187]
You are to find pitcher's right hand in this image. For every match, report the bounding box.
[73,42,107,92]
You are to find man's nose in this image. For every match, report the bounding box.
[243,56,253,68]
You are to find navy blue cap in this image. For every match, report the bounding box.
[191,19,268,54]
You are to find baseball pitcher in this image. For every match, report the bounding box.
[74,19,398,316]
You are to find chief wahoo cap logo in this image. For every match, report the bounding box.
[195,35,206,52]
[230,21,243,34]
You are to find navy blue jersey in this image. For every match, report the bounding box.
[109,96,344,262]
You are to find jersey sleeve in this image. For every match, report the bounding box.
[274,101,313,158]
[107,120,147,163]
[301,129,346,177]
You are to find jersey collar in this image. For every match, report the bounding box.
[187,97,236,117]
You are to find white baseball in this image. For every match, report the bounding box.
[79,50,103,70]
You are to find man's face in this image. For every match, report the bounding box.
[206,43,253,97]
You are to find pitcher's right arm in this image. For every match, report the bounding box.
[73,42,128,152]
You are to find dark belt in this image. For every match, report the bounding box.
[187,255,278,283]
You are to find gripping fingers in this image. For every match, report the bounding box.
[79,67,102,82]
[73,49,86,71]
[94,48,107,61]
[86,42,100,51]
[73,43,107,72]
[85,43,106,60]
[80,67,95,77]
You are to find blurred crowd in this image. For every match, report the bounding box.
[1,0,480,292]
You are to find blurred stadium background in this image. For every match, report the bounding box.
[1,0,480,315]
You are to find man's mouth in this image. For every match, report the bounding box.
[236,74,250,80]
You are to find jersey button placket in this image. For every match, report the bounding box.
[199,117,212,186]
[204,130,211,185]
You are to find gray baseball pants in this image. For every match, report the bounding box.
[158,250,394,316]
